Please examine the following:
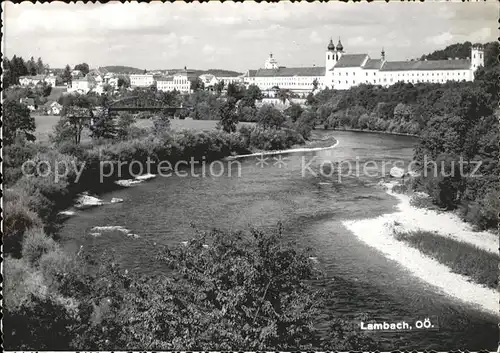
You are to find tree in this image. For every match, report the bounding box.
[226,82,245,102]
[36,57,45,74]
[62,65,72,85]
[71,225,330,350]
[257,104,285,130]
[53,93,96,144]
[74,63,90,76]
[3,99,36,145]
[295,110,317,139]
[218,97,239,133]
[117,76,130,89]
[152,111,172,136]
[284,103,304,123]
[190,78,204,92]
[312,79,319,91]
[277,88,290,104]
[214,79,225,94]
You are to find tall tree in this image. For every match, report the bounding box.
[36,57,45,74]
[218,97,239,133]
[74,63,90,76]
[27,56,37,76]
[62,65,72,85]
[3,99,36,145]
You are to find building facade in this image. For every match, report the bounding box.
[244,53,325,97]
[19,74,60,87]
[156,70,198,93]
[130,74,155,88]
[68,76,96,94]
[324,39,484,90]
[244,40,484,94]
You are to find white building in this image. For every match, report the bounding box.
[245,40,484,94]
[156,69,198,93]
[244,54,325,97]
[46,101,63,115]
[68,76,96,94]
[19,74,61,87]
[130,74,155,88]
[323,39,484,89]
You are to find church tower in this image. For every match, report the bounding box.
[471,44,484,72]
[325,38,336,70]
[336,38,344,61]
[264,53,279,69]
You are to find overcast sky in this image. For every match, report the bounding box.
[3,1,497,72]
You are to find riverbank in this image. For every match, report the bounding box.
[318,126,419,138]
[342,181,498,316]
[227,134,338,159]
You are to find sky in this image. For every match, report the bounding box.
[3,1,498,72]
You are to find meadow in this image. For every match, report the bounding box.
[33,115,224,142]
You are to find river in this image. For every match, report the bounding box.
[60,130,497,350]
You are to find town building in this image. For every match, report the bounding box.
[244,39,485,94]
[67,76,96,94]
[130,73,155,88]
[244,53,325,97]
[324,39,484,90]
[156,69,198,93]
[19,75,60,87]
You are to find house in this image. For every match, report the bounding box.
[198,74,219,90]
[67,76,96,94]
[20,97,36,111]
[46,101,63,115]
[19,75,46,86]
[44,75,61,87]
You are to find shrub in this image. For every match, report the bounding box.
[21,228,58,266]
[4,196,44,257]
[462,188,499,230]
[3,257,47,311]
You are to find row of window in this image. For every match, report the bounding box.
[332,77,468,86]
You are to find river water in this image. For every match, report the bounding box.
[60,130,497,350]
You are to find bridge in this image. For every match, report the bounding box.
[106,96,192,114]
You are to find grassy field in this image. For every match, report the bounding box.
[34,116,248,143]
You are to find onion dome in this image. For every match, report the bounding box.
[327,38,335,51]
[336,39,343,52]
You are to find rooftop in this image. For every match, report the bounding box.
[249,66,326,77]
[332,54,369,68]
[380,58,471,71]
[363,58,384,70]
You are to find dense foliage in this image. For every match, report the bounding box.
[4,224,373,350]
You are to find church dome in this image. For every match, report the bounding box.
[327,39,335,51]
[336,39,344,52]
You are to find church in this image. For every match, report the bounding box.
[244,38,485,95]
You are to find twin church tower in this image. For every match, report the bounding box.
[325,38,347,70]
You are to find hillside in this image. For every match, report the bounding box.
[100,66,144,74]
[419,41,498,68]
[164,68,243,76]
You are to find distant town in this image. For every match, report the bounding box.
[10,37,485,116]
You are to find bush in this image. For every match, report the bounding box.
[462,188,499,230]
[3,257,46,311]
[21,228,58,266]
[4,196,44,257]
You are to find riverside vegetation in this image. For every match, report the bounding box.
[4,41,499,349]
